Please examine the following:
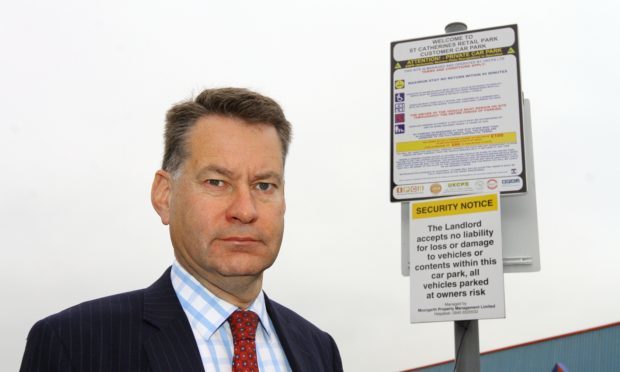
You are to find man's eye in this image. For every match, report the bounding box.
[255,182,274,192]
[206,179,225,187]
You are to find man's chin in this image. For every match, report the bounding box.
[216,251,277,276]
[216,259,274,278]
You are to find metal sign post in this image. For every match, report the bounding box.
[447,24,478,372]
[454,320,480,371]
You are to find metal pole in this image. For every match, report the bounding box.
[454,320,480,372]
[444,22,480,372]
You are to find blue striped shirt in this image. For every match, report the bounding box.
[171,261,291,372]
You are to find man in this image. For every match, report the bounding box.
[21,88,343,372]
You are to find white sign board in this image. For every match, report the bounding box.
[391,25,525,201]
[410,193,505,323]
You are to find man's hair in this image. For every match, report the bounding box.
[162,87,292,175]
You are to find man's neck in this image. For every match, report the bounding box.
[200,274,263,309]
[176,259,263,309]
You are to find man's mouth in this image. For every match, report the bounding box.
[219,236,260,243]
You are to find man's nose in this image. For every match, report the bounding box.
[226,187,258,224]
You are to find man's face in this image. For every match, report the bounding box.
[158,115,285,284]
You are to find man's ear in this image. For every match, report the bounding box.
[151,170,172,225]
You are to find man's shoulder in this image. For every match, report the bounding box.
[20,275,176,372]
[37,288,146,330]
[38,268,174,329]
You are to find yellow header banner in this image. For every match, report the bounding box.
[412,193,498,219]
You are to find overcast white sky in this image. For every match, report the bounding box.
[2,0,619,371]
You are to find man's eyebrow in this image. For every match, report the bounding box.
[254,171,283,184]
[195,166,283,183]
[196,165,234,179]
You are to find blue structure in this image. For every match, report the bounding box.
[408,322,619,372]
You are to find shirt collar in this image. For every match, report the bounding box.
[170,261,275,341]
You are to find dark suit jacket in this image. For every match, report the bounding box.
[20,268,343,372]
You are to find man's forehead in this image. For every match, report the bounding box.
[189,116,279,147]
[181,115,284,178]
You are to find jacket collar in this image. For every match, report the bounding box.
[265,293,317,372]
[142,267,205,372]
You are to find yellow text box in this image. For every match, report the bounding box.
[412,193,498,219]
[396,132,516,153]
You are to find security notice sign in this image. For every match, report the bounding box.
[391,25,525,201]
[410,193,505,323]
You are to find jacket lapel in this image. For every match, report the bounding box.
[265,295,317,372]
[142,268,204,372]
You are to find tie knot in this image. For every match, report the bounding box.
[228,310,259,342]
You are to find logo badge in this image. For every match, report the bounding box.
[394,80,405,89]
[487,179,498,190]
[396,185,424,194]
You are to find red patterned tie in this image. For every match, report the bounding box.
[228,310,260,372]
